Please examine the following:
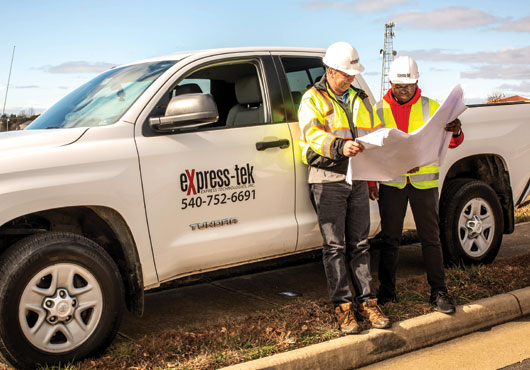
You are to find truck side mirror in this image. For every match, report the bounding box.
[149,93,219,132]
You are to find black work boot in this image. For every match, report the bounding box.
[430,291,456,314]
[376,290,398,305]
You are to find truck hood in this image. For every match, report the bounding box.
[0,128,88,156]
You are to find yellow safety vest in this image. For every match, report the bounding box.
[298,84,381,165]
[375,96,440,189]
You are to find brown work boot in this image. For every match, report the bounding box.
[334,302,360,334]
[358,299,391,329]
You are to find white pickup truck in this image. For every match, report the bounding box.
[0,47,528,368]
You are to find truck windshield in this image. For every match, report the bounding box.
[27,60,176,130]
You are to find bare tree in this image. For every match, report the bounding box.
[487,90,505,103]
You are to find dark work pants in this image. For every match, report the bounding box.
[311,180,374,305]
[377,184,447,299]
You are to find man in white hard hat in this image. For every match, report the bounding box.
[298,41,390,334]
[369,56,463,314]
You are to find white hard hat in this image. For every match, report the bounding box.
[389,56,419,84]
[323,41,365,76]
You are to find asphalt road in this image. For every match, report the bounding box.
[118,222,530,340]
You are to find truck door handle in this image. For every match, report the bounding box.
[255,139,290,151]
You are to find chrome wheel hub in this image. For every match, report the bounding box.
[43,289,77,324]
[465,215,483,237]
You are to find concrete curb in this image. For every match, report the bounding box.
[222,286,530,370]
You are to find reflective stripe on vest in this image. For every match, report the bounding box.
[352,93,380,137]
[353,97,361,125]
[421,96,430,123]
[375,96,440,189]
[375,96,432,132]
[385,172,439,185]
[298,85,379,164]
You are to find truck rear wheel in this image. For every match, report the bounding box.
[440,179,504,265]
[0,232,123,369]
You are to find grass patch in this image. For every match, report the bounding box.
[2,252,529,370]
[515,202,530,223]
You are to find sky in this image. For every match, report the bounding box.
[1,0,529,115]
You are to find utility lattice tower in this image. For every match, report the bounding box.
[379,22,396,100]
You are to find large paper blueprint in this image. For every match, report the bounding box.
[348,84,467,181]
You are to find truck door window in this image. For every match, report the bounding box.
[151,61,268,132]
[281,56,367,116]
[280,57,325,113]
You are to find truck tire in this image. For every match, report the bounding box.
[0,232,124,369]
[440,179,504,265]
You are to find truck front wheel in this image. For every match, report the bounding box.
[0,232,124,369]
[440,179,504,265]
